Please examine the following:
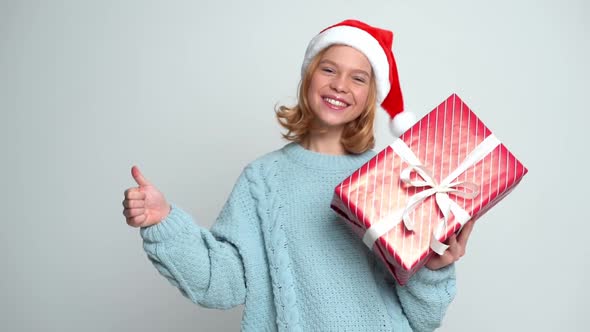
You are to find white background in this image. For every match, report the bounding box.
[1,0,588,331]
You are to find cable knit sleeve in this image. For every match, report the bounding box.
[394,264,457,332]
[140,169,265,310]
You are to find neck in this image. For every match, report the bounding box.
[303,129,346,155]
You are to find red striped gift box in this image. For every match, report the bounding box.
[331,93,528,285]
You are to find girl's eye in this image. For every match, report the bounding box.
[321,67,335,74]
[353,76,367,83]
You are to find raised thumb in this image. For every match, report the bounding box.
[131,165,151,187]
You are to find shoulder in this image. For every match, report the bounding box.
[243,143,292,175]
[230,143,293,188]
[252,143,293,164]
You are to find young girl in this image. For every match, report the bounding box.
[122,19,473,332]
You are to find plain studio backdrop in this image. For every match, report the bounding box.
[1,0,588,331]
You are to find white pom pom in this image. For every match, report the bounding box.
[389,111,417,137]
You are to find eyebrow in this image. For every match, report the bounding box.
[319,59,371,77]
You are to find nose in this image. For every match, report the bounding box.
[330,74,349,93]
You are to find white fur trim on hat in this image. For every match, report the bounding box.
[389,110,417,137]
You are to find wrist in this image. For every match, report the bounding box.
[140,204,192,242]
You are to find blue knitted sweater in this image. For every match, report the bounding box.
[141,142,456,331]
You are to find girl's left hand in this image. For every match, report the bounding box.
[425,220,475,270]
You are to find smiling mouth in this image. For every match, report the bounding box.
[323,97,350,108]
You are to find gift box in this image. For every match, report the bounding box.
[331,93,528,285]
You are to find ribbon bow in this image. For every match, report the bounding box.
[362,134,501,255]
[398,164,480,231]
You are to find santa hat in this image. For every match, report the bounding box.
[301,19,416,137]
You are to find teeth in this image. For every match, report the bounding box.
[324,97,347,107]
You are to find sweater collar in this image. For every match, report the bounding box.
[282,142,375,172]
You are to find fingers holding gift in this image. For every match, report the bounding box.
[425,221,475,271]
[425,245,456,270]
[443,234,460,259]
[456,220,475,247]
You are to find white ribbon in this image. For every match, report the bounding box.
[362,134,501,255]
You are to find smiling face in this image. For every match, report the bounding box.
[306,45,373,135]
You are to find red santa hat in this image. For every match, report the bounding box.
[301,19,416,137]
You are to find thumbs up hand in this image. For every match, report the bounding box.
[123,166,171,228]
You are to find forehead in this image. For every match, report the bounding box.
[320,45,372,73]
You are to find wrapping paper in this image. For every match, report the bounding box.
[331,94,528,285]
